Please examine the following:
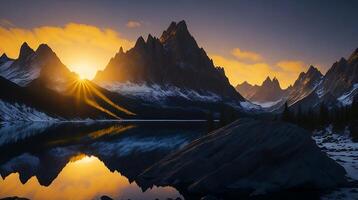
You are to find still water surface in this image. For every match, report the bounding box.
[0,121,207,200]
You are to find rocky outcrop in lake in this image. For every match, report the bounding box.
[138,118,347,198]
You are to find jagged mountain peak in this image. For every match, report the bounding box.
[94,20,244,103]
[263,76,272,82]
[261,76,281,89]
[134,36,146,49]
[119,47,124,54]
[162,20,188,37]
[0,53,8,60]
[247,76,285,103]
[35,44,57,58]
[240,81,252,86]
[159,20,196,47]
[306,65,323,76]
[146,34,154,42]
[19,42,35,59]
[348,47,358,63]
[0,53,10,62]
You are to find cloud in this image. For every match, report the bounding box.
[0,23,134,79]
[126,20,142,28]
[211,53,307,89]
[276,60,305,73]
[231,48,262,62]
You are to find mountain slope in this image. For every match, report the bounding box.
[94,21,244,104]
[286,66,323,106]
[235,81,259,100]
[287,48,358,111]
[0,76,114,121]
[0,43,77,92]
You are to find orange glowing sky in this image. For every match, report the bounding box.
[0,22,315,88]
[0,23,134,80]
[0,1,357,89]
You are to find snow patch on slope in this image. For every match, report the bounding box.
[0,100,56,121]
[239,101,261,110]
[313,127,358,181]
[313,127,358,199]
[252,99,282,108]
[337,83,358,105]
[100,82,222,102]
[0,60,41,86]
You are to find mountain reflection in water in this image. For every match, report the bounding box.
[0,121,207,200]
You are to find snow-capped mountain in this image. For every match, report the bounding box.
[285,66,323,107]
[276,49,358,112]
[94,21,245,106]
[0,44,137,121]
[237,47,358,112]
[0,42,77,92]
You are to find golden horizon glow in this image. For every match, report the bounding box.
[0,23,315,87]
[211,51,316,88]
[0,155,182,200]
[0,23,134,80]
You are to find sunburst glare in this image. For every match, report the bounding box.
[67,79,135,119]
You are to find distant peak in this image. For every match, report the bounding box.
[239,81,252,86]
[306,65,322,76]
[264,76,272,82]
[19,42,35,59]
[177,20,188,31]
[160,20,191,43]
[119,47,124,54]
[0,53,8,60]
[35,43,56,58]
[147,34,154,42]
[134,36,146,48]
[36,44,52,53]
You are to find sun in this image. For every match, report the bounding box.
[71,62,97,80]
[78,74,86,81]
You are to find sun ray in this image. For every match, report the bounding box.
[66,78,135,119]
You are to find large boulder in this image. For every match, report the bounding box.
[138,118,347,197]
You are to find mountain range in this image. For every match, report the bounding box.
[236,48,358,112]
[0,21,252,121]
[0,20,357,121]
[236,76,289,105]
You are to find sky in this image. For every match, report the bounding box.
[0,0,357,88]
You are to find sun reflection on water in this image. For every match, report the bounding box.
[0,155,182,200]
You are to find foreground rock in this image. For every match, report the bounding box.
[138,118,347,197]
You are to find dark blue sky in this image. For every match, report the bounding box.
[1,0,357,74]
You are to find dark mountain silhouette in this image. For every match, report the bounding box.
[94,21,244,102]
[0,53,12,64]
